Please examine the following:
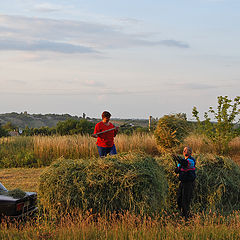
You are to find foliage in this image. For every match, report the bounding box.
[56,119,95,135]
[0,125,8,137]
[192,96,240,154]
[118,126,149,135]
[154,114,190,153]
[157,154,240,214]
[2,121,18,132]
[23,126,56,136]
[39,152,168,216]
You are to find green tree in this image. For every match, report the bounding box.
[192,96,240,154]
[56,119,94,135]
[2,121,17,131]
[0,124,8,137]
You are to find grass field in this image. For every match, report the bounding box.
[0,134,240,239]
[0,168,42,192]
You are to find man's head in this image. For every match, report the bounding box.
[102,111,111,123]
[183,146,192,158]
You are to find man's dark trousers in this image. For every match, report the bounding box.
[177,181,194,220]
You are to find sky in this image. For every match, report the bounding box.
[0,0,239,119]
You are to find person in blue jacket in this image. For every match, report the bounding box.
[175,146,196,220]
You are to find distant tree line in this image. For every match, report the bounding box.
[23,119,95,136]
[0,118,150,137]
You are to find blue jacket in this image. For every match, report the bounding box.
[176,156,196,182]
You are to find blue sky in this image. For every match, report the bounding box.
[0,0,239,119]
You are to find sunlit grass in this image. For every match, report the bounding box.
[0,211,239,240]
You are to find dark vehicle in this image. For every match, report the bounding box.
[0,182,37,219]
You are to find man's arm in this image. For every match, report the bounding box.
[92,123,100,138]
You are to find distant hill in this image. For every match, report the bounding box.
[0,112,150,129]
[0,112,84,129]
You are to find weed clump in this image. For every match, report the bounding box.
[39,152,168,216]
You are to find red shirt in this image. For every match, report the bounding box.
[94,122,117,147]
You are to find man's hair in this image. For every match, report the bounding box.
[102,111,111,119]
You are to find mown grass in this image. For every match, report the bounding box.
[0,168,42,192]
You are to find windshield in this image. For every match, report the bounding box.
[0,182,8,192]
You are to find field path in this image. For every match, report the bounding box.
[0,168,44,192]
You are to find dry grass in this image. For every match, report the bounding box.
[115,133,158,155]
[0,168,43,192]
[183,134,240,164]
[32,133,158,164]
[0,211,239,240]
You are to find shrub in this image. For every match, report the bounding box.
[192,96,240,154]
[154,115,190,153]
[38,152,168,216]
[157,154,240,214]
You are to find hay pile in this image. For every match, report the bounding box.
[193,154,240,213]
[157,154,240,214]
[0,188,26,199]
[39,152,168,215]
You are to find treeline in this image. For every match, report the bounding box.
[0,119,149,137]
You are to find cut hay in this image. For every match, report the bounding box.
[39,152,168,216]
[0,188,26,199]
[157,154,240,214]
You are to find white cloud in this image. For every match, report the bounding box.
[33,3,62,12]
[0,14,190,54]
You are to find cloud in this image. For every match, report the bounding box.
[82,80,105,87]
[0,14,190,54]
[33,3,62,12]
[0,39,96,53]
[134,39,189,48]
[158,40,189,48]
[167,82,217,90]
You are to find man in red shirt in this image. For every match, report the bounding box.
[92,111,118,157]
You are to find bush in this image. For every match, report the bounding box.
[192,96,240,154]
[0,125,8,137]
[38,152,168,216]
[154,115,190,153]
[157,154,240,214]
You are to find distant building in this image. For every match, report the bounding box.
[9,131,19,137]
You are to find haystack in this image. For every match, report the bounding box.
[157,154,240,213]
[39,152,168,215]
